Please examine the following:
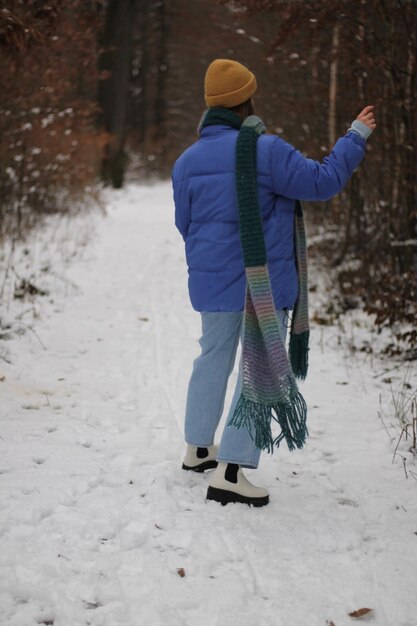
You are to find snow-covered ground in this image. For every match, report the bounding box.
[0,183,416,626]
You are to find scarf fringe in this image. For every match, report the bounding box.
[229,392,308,453]
[289,330,310,381]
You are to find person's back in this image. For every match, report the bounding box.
[174,123,302,311]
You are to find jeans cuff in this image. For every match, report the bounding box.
[185,438,215,447]
[216,453,259,470]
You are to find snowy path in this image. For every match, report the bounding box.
[1,183,416,626]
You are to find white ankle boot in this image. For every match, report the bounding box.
[207,462,269,507]
[182,444,218,472]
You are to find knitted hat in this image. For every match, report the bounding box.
[204,59,257,108]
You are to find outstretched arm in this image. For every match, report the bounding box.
[271,106,376,201]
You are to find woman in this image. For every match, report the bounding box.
[172,59,376,507]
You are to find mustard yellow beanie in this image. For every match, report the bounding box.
[204,59,257,108]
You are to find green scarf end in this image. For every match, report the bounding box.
[273,391,309,451]
[289,330,310,381]
[229,392,308,453]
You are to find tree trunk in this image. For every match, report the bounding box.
[328,21,340,231]
[328,21,340,148]
[98,0,136,188]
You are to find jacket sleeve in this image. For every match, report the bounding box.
[270,132,366,201]
[172,175,191,241]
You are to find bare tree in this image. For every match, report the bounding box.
[98,0,137,188]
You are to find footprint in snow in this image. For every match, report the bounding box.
[77,438,92,448]
[322,451,337,464]
[338,497,359,508]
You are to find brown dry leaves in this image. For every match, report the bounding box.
[349,608,373,618]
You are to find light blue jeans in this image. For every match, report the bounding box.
[184,310,288,469]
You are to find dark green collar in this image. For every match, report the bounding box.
[200,107,242,131]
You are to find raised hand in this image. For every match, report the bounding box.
[357,105,376,130]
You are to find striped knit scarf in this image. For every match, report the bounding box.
[201,107,309,452]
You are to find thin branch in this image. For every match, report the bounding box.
[17,321,47,350]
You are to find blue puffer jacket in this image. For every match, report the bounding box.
[172,125,366,312]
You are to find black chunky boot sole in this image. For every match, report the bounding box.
[206,486,269,507]
[182,460,218,473]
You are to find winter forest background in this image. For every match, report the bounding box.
[1,2,417,624]
[1,0,416,353]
